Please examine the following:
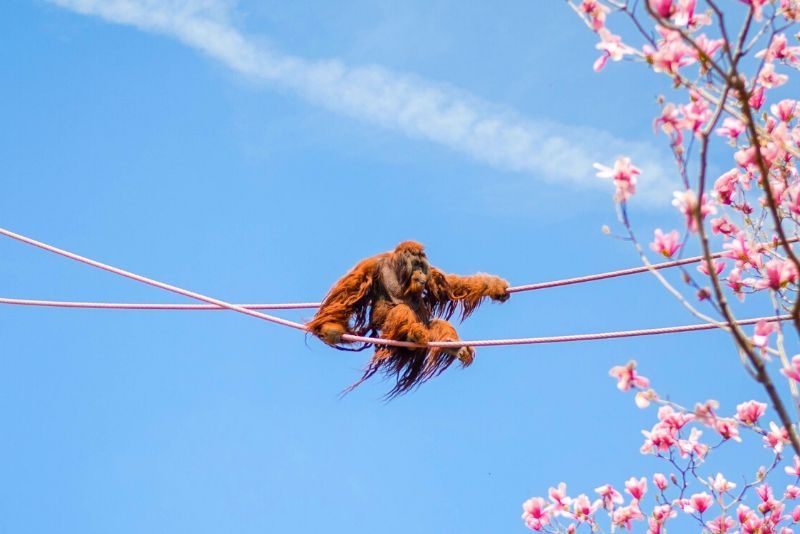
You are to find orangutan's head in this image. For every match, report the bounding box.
[393,241,430,296]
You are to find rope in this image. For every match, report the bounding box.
[0,297,319,310]
[508,236,799,292]
[507,251,726,293]
[0,228,308,333]
[446,315,790,347]
[0,227,430,348]
[1,242,786,311]
[0,226,791,348]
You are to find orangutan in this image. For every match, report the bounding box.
[307,241,509,397]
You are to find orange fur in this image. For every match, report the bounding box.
[307,241,509,397]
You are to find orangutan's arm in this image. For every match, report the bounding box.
[428,267,509,321]
[307,255,382,345]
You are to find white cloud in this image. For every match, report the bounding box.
[52,0,676,205]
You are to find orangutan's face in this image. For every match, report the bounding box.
[405,252,430,295]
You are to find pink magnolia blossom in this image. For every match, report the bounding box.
[641,422,678,455]
[735,400,767,425]
[792,504,800,521]
[741,515,764,533]
[781,354,800,382]
[677,427,709,459]
[675,0,711,27]
[726,269,748,299]
[672,190,717,232]
[579,0,611,30]
[521,497,551,531]
[764,421,790,453]
[650,228,681,258]
[624,477,647,501]
[757,465,767,481]
[772,99,798,122]
[785,484,800,499]
[756,482,774,502]
[755,484,784,516]
[787,185,800,215]
[693,34,723,58]
[595,484,624,510]
[571,494,600,522]
[653,473,669,491]
[767,178,790,207]
[711,216,738,236]
[750,85,766,110]
[734,145,758,168]
[752,319,777,349]
[548,482,571,512]
[758,63,789,88]
[771,183,789,202]
[594,157,640,201]
[694,399,719,424]
[672,190,716,232]
[785,455,800,476]
[767,114,781,133]
[714,418,742,442]
[766,114,779,133]
[710,472,736,493]
[757,33,800,63]
[635,388,658,408]
[612,503,644,530]
[759,141,782,168]
[689,492,713,514]
[651,503,676,523]
[758,258,798,290]
[654,103,683,143]
[782,0,800,22]
[737,503,757,524]
[725,267,753,302]
[707,515,736,534]
[770,122,796,155]
[650,0,673,18]
[594,30,632,71]
[672,0,697,25]
[697,259,725,276]
[716,117,746,140]
[713,169,740,205]
[646,517,663,533]
[739,0,769,21]
[722,232,762,268]
[764,498,786,516]
[658,405,695,430]
[679,94,711,134]
[678,492,713,514]
[609,361,650,391]
[644,27,696,74]
[770,121,793,150]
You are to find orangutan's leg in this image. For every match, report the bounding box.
[317,322,346,345]
[380,304,430,345]
[428,319,474,366]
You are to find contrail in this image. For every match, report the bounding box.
[52,0,675,204]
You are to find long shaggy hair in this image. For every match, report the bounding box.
[307,241,509,398]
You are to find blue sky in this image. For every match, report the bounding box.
[1,1,794,532]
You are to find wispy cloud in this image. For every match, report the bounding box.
[52,0,676,205]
